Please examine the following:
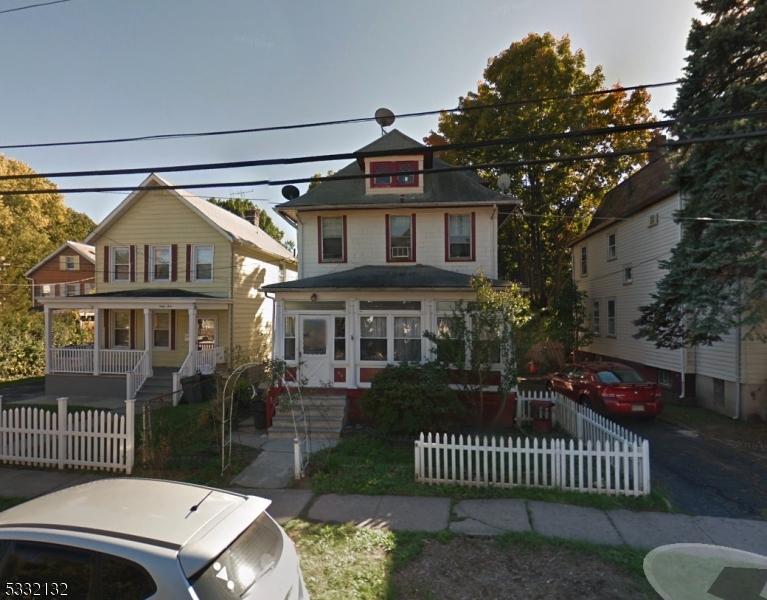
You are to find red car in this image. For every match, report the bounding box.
[546,361,663,418]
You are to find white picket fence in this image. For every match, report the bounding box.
[0,396,135,474]
[416,390,651,496]
[415,433,649,496]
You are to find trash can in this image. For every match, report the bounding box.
[180,373,202,404]
[253,393,267,430]
[199,374,216,402]
[531,399,554,433]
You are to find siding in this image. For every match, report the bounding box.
[93,189,231,297]
[575,194,685,372]
[298,207,497,279]
[28,250,95,306]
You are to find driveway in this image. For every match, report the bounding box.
[0,378,45,402]
[624,417,767,520]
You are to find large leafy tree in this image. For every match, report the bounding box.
[636,0,767,348]
[432,33,654,352]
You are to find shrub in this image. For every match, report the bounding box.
[360,363,464,435]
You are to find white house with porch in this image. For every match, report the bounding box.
[41,174,297,403]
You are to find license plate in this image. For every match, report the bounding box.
[631,405,645,412]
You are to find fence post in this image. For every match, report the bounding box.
[125,399,135,475]
[642,439,651,495]
[576,410,583,439]
[414,436,421,482]
[293,437,302,479]
[57,397,67,470]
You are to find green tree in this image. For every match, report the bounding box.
[307,170,335,191]
[636,0,767,348]
[432,33,654,354]
[207,197,292,250]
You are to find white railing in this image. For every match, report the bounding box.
[415,432,650,496]
[50,348,93,373]
[196,346,220,375]
[126,349,152,400]
[100,349,143,374]
[172,351,196,407]
[0,396,135,474]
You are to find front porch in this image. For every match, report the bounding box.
[41,292,231,402]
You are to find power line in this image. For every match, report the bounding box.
[0,128,765,197]
[0,81,680,151]
[0,0,72,15]
[2,109,765,184]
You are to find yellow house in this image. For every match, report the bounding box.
[40,174,297,403]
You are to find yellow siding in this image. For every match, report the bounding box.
[94,189,231,297]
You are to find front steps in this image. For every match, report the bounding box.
[135,367,176,404]
[269,393,346,440]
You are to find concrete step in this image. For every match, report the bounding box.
[271,416,344,429]
[278,395,346,406]
[278,399,347,412]
[275,408,346,420]
[268,425,341,440]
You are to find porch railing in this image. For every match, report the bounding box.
[172,346,223,406]
[172,351,196,407]
[101,350,144,374]
[126,349,152,400]
[196,346,221,374]
[49,348,143,375]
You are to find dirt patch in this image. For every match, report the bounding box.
[393,537,651,600]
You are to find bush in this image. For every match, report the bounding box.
[360,363,464,435]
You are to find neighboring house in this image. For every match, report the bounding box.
[39,174,297,402]
[571,149,767,420]
[24,241,96,309]
[262,129,520,398]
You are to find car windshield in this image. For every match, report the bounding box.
[596,367,645,384]
[191,513,283,598]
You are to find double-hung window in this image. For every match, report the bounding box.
[472,319,502,365]
[113,310,130,347]
[607,299,616,337]
[151,246,171,281]
[359,316,387,361]
[153,312,170,348]
[387,214,414,261]
[607,233,617,260]
[592,300,600,335]
[319,216,345,262]
[194,245,213,281]
[65,283,79,297]
[580,246,588,276]
[112,247,130,281]
[446,214,473,261]
[394,316,421,362]
[62,255,77,271]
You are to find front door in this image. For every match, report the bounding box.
[299,316,331,386]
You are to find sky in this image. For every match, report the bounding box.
[0,0,700,245]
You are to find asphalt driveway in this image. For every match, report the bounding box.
[625,417,767,520]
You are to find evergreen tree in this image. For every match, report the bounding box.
[636,0,767,348]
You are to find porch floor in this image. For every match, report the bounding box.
[6,394,126,411]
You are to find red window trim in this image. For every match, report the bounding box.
[370,160,419,188]
[444,212,476,262]
[318,215,347,263]
[386,214,416,263]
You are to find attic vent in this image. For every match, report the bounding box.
[649,213,659,227]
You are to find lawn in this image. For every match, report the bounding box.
[0,497,26,512]
[308,432,669,512]
[132,402,259,486]
[0,376,44,389]
[287,519,654,600]
[661,403,767,454]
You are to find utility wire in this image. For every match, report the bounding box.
[0,128,765,196]
[0,0,72,15]
[2,109,766,183]
[0,81,679,151]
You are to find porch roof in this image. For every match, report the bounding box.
[262,264,510,291]
[39,288,231,309]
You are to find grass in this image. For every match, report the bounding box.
[309,432,669,512]
[0,376,44,389]
[286,519,652,600]
[0,497,26,512]
[132,402,259,487]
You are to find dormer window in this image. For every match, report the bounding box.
[370,161,419,188]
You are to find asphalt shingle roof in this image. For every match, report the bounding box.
[262,264,507,290]
[86,289,223,298]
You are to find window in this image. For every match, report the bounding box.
[113,310,130,347]
[279,263,287,282]
[65,283,79,296]
[302,319,327,355]
[388,214,414,261]
[284,316,296,360]
[61,255,77,271]
[394,316,421,362]
[580,246,588,275]
[194,245,213,281]
[360,316,387,361]
[649,213,659,227]
[37,284,53,298]
[447,214,473,260]
[197,317,216,350]
[607,299,616,337]
[98,553,157,598]
[623,266,633,284]
[592,300,600,335]
[370,160,419,188]
[151,245,171,281]
[359,301,421,311]
[83,282,95,295]
[334,317,346,360]
[607,233,616,260]
[436,315,465,364]
[112,246,130,281]
[657,369,673,388]
[319,216,345,262]
[153,311,170,348]
[473,320,501,365]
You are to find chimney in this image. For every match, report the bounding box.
[244,208,261,226]
[648,133,667,164]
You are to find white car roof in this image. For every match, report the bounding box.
[0,479,270,563]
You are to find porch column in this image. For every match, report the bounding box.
[93,308,101,375]
[44,306,52,374]
[188,305,197,358]
[143,308,153,377]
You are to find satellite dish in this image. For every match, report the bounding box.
[281,185,300,200]
[374,107,396,128]
[497,173,511,194]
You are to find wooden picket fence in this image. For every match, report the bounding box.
[415,432,650,496]
[0,396,135,474]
